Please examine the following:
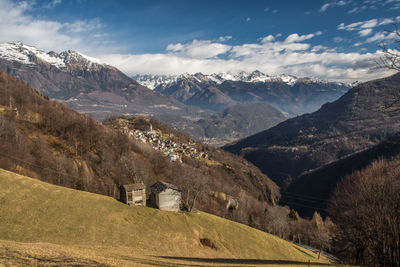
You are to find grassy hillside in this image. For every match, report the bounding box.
[0,168,331,266]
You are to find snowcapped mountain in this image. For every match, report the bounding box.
[0,42,188,121]
[133,70,351,116]
[132,70,341,90]
[0,42,108,72]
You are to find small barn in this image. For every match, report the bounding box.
[120,182,146,206]
[150,181,181,212]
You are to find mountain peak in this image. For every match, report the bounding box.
[0,42,106,71]
[133,71,328,89]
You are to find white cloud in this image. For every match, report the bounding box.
[0,0,395,83]
[285,33,311,43]
[339,16,399,46]
[246,17,251,22]
[0,0,110,54]
[333,36,346,43]
[348,7,359,13]
[0,0,76,51]
[378,18,395,25]
[320,0,351,12]
[166,40,231,59]
[338,17,396,31]
[166,43,185,52]
[218,36,232,42]
[63,19,102,33]
[261,35,275,43]
[43,0,62,9]
[365,31,398,43]
[311,45,329,52]
[338,20,375,31]
[360,19,378,28]
[359,28,373,36]
[284,32,321,43]
[263,7,278,13]
[99,32,395,83]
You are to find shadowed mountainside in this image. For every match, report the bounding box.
[224,73,400,187]
[0,50,187,120]
[224,73,400,217]
[282,132,400,217]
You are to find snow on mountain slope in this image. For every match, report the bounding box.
[133,70,342,89]
[0,42,105,71]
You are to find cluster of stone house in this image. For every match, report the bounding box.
[128,127,209,162]
[120,181,181,212]
[115,120,209,162]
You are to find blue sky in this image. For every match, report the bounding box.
[0,0,399,82]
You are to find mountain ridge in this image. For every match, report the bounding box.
[0,42,107,71]
[0,42,189,119]
[138,71,350,116]
[133,70,348,90]
[224,72,400,188]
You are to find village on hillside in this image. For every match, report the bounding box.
[111,117,210,162]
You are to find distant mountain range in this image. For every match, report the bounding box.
[224,72,400,216]
[133,71,350,116]
[133,71,302,89]
[0,42,349,145]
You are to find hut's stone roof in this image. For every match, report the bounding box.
[122,182,146,191]
[150,181,180,193]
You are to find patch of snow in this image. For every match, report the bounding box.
[277,74,298,86]
[0,42,66,68]
[133,74,179,89]
[76,51,102,64]
[132,70,350,89]
[0,42,35,65]
[0,42,105,71]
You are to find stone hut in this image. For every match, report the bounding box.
[150,181,181,212]
[120,182,146,206]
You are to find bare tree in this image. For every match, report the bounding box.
[177,168,210,212]
[378,25,400,71]
[329,158,400,266]
[262,205,290,239]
